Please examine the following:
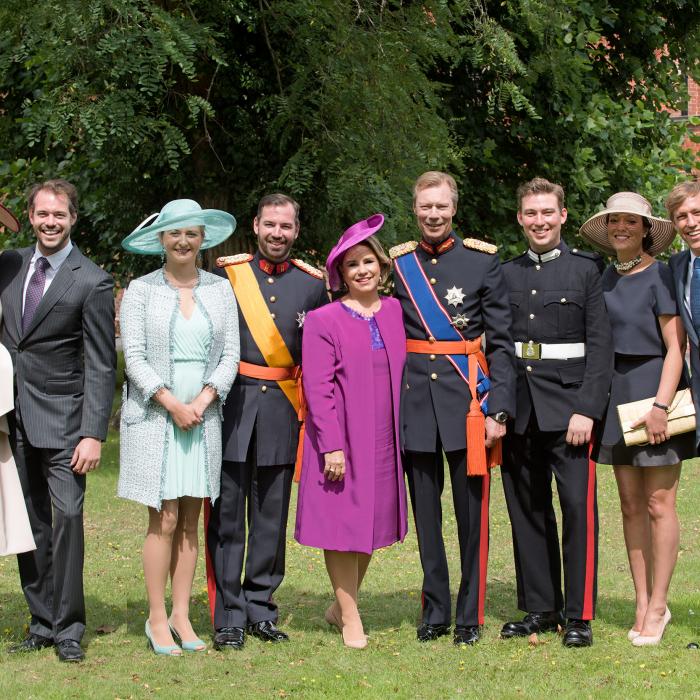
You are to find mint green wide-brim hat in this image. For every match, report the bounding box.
[121,199,236,255]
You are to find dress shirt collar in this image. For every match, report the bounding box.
[31,240,73,270]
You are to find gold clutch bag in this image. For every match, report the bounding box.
[617,388,696,447]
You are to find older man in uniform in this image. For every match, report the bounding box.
[206,193,327,649]
[391,171,515,646]
[500,177,612,647]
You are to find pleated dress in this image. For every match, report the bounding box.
[161,305,211,500]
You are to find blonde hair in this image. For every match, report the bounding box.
[337,235,392,290]
[413,171,458,207]
[665,180,700,221]
[516,177,565,210]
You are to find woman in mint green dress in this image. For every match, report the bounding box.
[119,200,239,655]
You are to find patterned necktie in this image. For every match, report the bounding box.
[22,256,50,333]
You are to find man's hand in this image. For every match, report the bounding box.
[70,437,102,474]
[566,413,594,446]
[485,416,506,448]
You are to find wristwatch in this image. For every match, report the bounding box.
[489,411,508,424]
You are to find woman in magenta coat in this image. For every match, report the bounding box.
[295,214,407,649]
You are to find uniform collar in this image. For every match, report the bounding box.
[419,234,455,256]
[257,254,290,275]
[526,241,567,264]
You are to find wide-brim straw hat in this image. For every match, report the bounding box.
[326,213,385,291]
[122,198,236,255]
[579,192,675,256]
[0,202,20,233]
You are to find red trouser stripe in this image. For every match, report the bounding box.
[477,471,491,625]
[203,498,217,624]
[582,438,596,620]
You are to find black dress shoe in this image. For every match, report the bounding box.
[453,625,480,646]
[562,619,593,648]
[56,639,85,662]
[8,633,53,653]
[213,627,245,650]
[500,611,564,638]
[247,620,289,643]
[416,623,450,642]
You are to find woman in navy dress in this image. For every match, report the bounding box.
[580,192,693,646]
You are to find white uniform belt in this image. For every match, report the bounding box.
[514,341,586,361]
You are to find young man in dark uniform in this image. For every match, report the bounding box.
[206,193,327,649]
[500,178,612,647]
[392,171,515,646]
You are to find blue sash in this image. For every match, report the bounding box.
[394,251,490,413]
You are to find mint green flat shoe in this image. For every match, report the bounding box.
[145,620,182,656]
[169,622,207,652]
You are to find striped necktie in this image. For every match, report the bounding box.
[691,258,700,339]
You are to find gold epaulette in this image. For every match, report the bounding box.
[389,240,418,259]
[291,258,324,279]
[463,238,498,254]
[216,253,253,268]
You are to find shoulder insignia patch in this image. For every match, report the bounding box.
[216,253,253,268]
[389,241,418,259]
[291,258,324,279]
[463,238,498,254]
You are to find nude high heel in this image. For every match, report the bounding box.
[632,608,671,647]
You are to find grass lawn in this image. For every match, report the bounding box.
[1,434,699,699]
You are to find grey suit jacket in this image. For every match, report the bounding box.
[669,250,700,450]
[0,245,116,448]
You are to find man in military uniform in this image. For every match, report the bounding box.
[206,193,327,649]
[392,171,515,646]
[500,177,612,648]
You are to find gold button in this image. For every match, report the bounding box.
[270,296,277,303]
[431,258,437,265]
[560,297,566,303]
[429,278,437,285]
[261,385,268,392]
[535,264,541,270]
[531,289,537,295]
[270,313,276,319]
[529,313,535,319]
[526,366,532,372]
[428,336,436,343]
[429,354,436,361]
[430,373,438,380]
[267,277,274,284]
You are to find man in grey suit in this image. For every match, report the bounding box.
[0,179,116,662]
[667,180,700,651]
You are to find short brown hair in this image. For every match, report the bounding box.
[337,235,392,290]
[413,171,458,207]
[665,180,700,221]
[256,193,300,227]
[27,179,79,217]
[516,177,565,211]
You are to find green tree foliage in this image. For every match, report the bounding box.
[0,0,698,278]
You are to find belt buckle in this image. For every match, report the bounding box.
[523,341,541,360]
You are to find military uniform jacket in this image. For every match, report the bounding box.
[393,233,516,453]
[501,242,613,435]
[216,251,328,465]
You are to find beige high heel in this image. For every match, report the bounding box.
[325,604,367,649]
[632,608,671,647]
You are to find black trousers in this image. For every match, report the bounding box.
[206,443,293,629]
[404,446,490,628]
[501,420,598,620]
[10,413,86,643]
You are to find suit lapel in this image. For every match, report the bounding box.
[22,247,81,339]
[5,249,33,340]
[673,251,698,346]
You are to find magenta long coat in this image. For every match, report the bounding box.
[294,297,408,554]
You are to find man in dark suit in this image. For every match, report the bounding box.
[392,171,515,646]
[500,178,612,648]
[667,180,700,650]
[0,179,116,661]
[206,193,327,649]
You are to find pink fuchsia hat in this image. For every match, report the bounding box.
[326,213,385,291]
[0,202,20,233]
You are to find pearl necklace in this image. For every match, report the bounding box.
[614,256,642,273]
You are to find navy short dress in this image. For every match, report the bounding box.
[593,261,695,466]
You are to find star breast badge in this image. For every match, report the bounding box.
[451,313,469,330]
[444,286,466,307]
[296,311,306,328]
